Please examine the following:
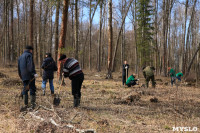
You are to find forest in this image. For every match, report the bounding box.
[0,0,200,132]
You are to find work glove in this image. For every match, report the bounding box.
[125,66,128,69]
[34,74,38,78]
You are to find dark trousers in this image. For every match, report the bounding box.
[71,73,84,98]
[22,79,36,95]
[122,75,127,85]
[127,81,136,87]
[146,75,156,88]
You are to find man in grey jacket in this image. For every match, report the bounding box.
[18,46,38,111]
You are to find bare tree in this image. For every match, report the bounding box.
[106,0,113,79]
[57,0,69,80]
[97,0,103,72]
[74,0,79,59]
[54,0,60,63]
[29,0,34,47]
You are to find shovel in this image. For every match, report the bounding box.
[53,76,64,106]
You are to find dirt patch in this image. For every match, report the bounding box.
[97,119,109,126]
[36,121,57,133]
[150,97,158,103]
[0,72,8,78]
[115,93,141,105]
[0,78,22,87]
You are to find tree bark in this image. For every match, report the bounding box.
[29,0,34,47]
[74,0,79,59]
[54,0,60,63]
[106,0,113,79]
[57,0,69,80]
[98,1,103,72]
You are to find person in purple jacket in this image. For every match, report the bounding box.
[59,55,84,107]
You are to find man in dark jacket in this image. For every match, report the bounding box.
[18,46,38,110]
[122,60,129,85]
[41,53,57,95]
[59,55,84,107]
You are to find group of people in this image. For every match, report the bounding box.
[122,61,183,88]
[18,46,84,111]
[18,46,184,111]
[122,61,155,88]
[168,67,183,86]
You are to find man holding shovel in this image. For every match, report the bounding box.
[122,60,129,86]
[59,55,84,107]
[18,46,38,111]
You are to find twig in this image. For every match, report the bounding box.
[29,112,45,121]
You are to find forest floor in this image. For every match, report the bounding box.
[0,66,200,133]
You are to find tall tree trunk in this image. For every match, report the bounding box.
[162,0,167,76]
[106,0,113,79]
[16,0,21,58]
[49,5,53,53]
[184,0,197,73]
[74,0,79,59]
[182,0,189,74]
[38,1,42,76]
[29,0,34,47]
[54,0,60,63]
[89,0,92,70]
[10,0,14,62]
[43,2,49,57]
[6,0,10,65]
[134,0,139,75]
[57,0,69,81]
[98,1,103,72]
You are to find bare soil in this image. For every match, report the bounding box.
[0,67,200,133]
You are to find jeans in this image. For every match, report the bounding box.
[23,79,36,95]
[42,79,54,92]
[176,76,181,81]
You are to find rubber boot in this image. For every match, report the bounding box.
[73,95,79,107]
[77,97,81,106]
[30,95,36,109]
[20,95,28,112]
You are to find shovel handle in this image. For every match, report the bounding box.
[58,76,65,94]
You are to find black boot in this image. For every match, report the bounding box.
[20,95,28,112]
[73,94,80,107]
[51,91,54,96]
[30,95,36,109]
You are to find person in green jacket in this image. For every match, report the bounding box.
[168,67,176,86]
[176,72,183,81]
[126,74,139,87]
[143,66,156,88]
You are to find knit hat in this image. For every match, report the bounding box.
[25,46,33,50]
[59,55,66,61]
